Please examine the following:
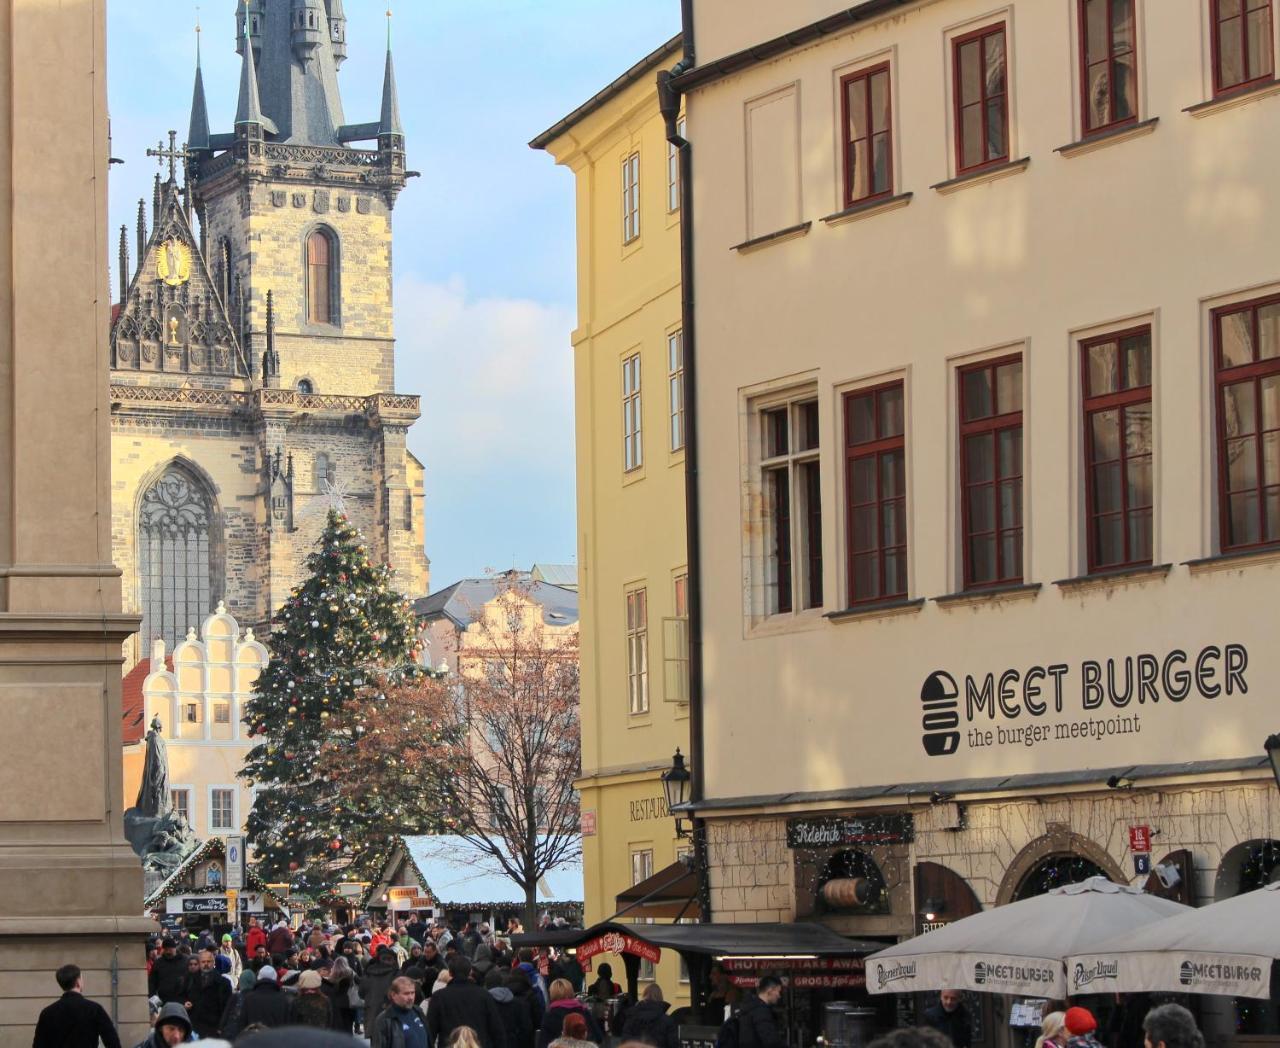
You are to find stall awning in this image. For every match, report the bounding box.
[512,919,882,957]
[614,860,700,919]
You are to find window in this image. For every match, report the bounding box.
[306,228,338,325]
[623,354,643,472]
[1080,0,1138,133]
[138,464,215,651]
[626,587,649,715]
[761,399,823,615]
[314,452,336,492]
[631,849,656,979]
[213,701,231,724]
[959,357,1024,588]
[665,574,690,705]
[844,382,907,603]
[668,330,685,452]
[841,63,893,205]
[953,23,1009,173]
[668,116,685,212]
[211,788,235,831]
[1214,296,1280,550]
[674,573,688,617]
[1212,0,1274,95]
[1082,328,1153,571]
[184,700,202,724]
[623,152,641,243]
[170,788,191,822]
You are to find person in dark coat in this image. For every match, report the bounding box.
[183,949,231,1038]
[325,956,358,1034]
[32,964,123,1048]
[537,978,604,1048]
[374,976,430,1048]
[622,984,679,1048]
[362,945,404,1046]
[148,938,190,1004]
[507,966,543,1041]
[219,969,257,1035]
[265,920,295,957]
[223,966,292,1037]
[427,955,508,1048]
[488,967,534,1048]
[921,990,972,1048]
[290,969,335,1028]
[733,976,785,1048]
[132,1002,194,1047]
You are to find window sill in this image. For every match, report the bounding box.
[933,582,1041,608]
[621,467,647,488]
[731,221,812,254]
[824,597,925,624]
[1185,545,1280,575]
[1184,78,1280,118]
[627,713,654,729]
[1053,562,1171,591]
[1055,117,1159,158]
[930,157,1030,195]
[820,193,913,228]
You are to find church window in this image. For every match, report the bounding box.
[314,453,336,491]
[138,464,216,652]
[297,378,314,395]
[306,228,339,325]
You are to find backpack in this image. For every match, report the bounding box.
[717,1013,742,1048]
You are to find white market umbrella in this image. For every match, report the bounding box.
[866,877,1188,998]
[1066,881,1280,999]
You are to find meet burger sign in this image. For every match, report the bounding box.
[868,953,1065,996]
[1067,952,1269,999]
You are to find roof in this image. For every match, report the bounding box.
[143,836,282,911]
[398,834,583,909]
[530,34,683,150]
[531,564,578,590]
[512,920,882,958]
[122,656,173,746]
[413,573,579,629]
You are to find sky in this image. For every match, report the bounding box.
[107,0,680,589]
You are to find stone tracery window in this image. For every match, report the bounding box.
[138,465,216,651]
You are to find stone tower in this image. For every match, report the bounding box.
[110,2,429,668]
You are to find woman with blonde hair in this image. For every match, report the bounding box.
[537,978,605,1048]
[1036,1011,1068,1048]
[448,1025,483,1048]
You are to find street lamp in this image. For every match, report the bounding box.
[662,748,692,838]
[1265,735,1280,794]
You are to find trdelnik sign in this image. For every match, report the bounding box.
[1067,952,1269,999]
[918,642,1250,759]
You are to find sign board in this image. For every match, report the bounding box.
[1134,854,1152,876]
[1129,826,1152,853]
[578,932,661,965]
[172,893,264,915]
[722,957,866,990]
[580,810,597,837]
[786,814,914,849]
[226,835,246,890]
[387,886,433,909]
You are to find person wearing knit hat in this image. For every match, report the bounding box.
[289,968,334,1028]
[222,963,291,1037]
[1064,1007,1103,1048]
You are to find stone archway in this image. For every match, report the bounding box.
[996,827,1125,904]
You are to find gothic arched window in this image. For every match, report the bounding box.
[138,465,216,651]
[306,228,339,325]
[313,452,336,491]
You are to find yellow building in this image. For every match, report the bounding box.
[532,36,692,999]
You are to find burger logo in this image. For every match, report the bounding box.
[921,671,961,756]
[1179,961,1194,986]
[973,962,988,985]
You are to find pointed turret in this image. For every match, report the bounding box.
[136,199,146,260]
[188,24,211,152]
[327,0,348,67]
[118,226,129,305]
[379,21,403,137]
[235,12,266,132]
[262,289,280,387]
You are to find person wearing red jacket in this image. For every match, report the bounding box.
[266,919,295,957]
[244,917,267,960]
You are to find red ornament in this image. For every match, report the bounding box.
[289,861,299,871]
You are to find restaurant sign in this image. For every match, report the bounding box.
[578,931,661,964]
[787,814,914,849]
[722,957,866,989]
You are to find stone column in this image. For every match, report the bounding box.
[0,1,155,1045]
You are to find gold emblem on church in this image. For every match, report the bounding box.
[156,239,192,286]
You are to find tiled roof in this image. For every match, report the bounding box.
[122,656,172,745]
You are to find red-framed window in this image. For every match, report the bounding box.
[841,63,893,207]
[845,382,907,604]
[959,356,1023,588]
[1214,296,1280,551]
[1079,0,1139,133]
[1211,0,1275,96]
[1082,327,1153,572]
[953,23,1009,174]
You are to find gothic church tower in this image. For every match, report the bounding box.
[110,1,429,667]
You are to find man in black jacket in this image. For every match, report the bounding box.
[427,955,507,1048]
[734,975,785,1048]
[148,938,190,1005]
[361,945,404,1047]
[183,949,231,1038]
[32,964,122,1048]
[921,990,972,1048]
[223,966,292,1037]
[622,984,680,1048]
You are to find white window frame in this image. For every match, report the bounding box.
[667,116,685,212]
[625,586,649,715]
[622,151,641,244]
[623,353,643,472]
[170,785,193,825]
[668,329,685,452]
[630,848,656,979]
[209,785,237,832]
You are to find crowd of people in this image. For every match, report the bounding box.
[30,911,1217,1048]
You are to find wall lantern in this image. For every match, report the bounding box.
[662,748,692,838]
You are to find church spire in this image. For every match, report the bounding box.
[188,17,211,151]
[235,1,266,131]
[379,11,403,137]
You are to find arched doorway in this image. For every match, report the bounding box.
[1214,841,1280,1036]
[1013,854,1108,901]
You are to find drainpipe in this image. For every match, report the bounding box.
[659,0,709,923]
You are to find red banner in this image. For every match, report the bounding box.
[577,932,661,965]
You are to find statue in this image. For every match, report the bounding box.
[123,716,199,873]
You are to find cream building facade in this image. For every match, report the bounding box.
[533,37,695,998]
[673,0,1280,1041]
[0,0,154,1043]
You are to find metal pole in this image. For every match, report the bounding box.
[110,946,120,1025]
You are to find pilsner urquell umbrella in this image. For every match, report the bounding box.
[1065,881,1280,999]
[866,877,1188,998]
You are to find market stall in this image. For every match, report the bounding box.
[143,837,288,935]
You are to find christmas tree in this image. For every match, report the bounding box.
[240,510,426,895]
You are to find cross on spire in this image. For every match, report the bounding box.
[146,130,193,184]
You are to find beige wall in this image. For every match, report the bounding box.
[687,0,1280,803]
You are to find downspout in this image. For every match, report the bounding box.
[659,0,708,923]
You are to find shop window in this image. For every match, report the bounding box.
[959,356,1023,588]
